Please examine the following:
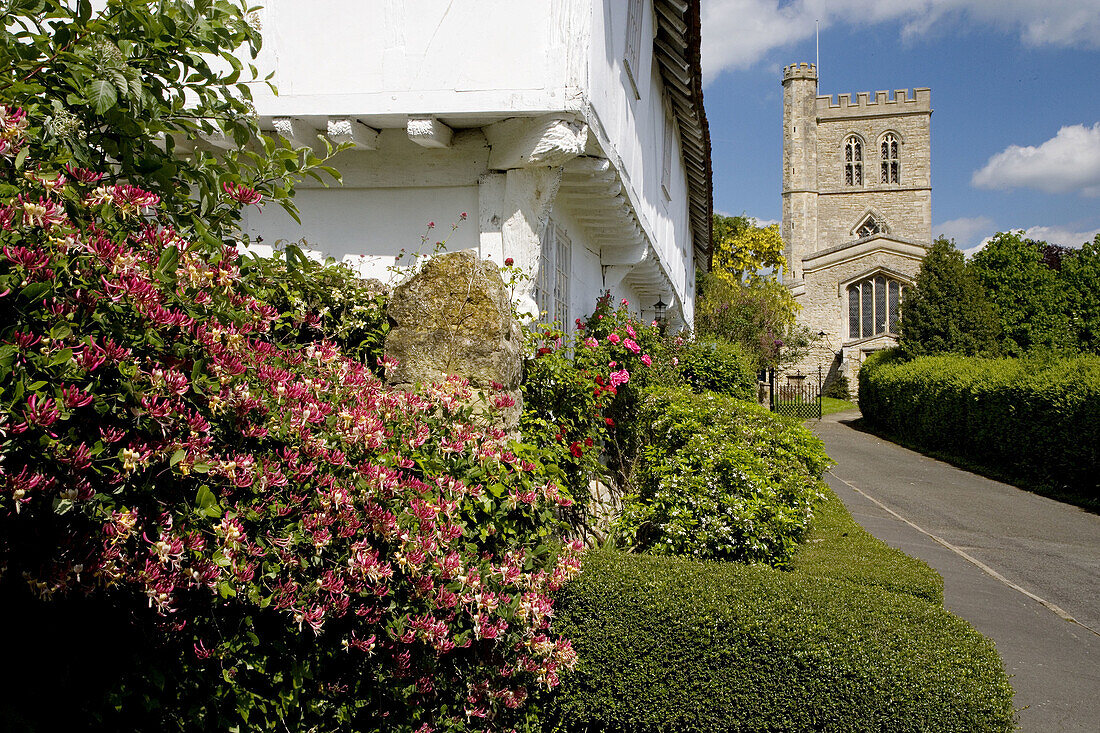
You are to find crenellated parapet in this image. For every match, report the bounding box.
[783,62,818,81]
[817,88,931,119]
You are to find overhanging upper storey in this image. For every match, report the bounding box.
[652,0,713,270]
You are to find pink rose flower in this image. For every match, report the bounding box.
[626,324,636,338]
[609,368,630,387]
[623,338,640,354]
[641,354,652,366]
[584,337,598,349]
[607,333,621,345]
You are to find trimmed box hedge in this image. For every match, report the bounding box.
[540,545,1014,733]
[858,350,1100,506]
[792,489,943,604]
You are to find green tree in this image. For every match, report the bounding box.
[1,0,342,245]
[899,237,999,357]
[970,231,1074,355]
[710,213,787,284]
[1061,233,1100,353]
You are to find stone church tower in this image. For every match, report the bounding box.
[780,62,931,391]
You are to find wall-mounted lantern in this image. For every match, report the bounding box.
[653,297,667,324]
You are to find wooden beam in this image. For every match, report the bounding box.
[326,118,380,150]
[407,116,453,149]
[272,117,319,148]
[484,115,586,169]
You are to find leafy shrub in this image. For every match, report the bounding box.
[898,237,1000,358]
[521,293,673,506]
[821,373,851,400]
[1,0,341,243]
[791,490,942,603]
[859,350,1100,506]
[0,109,579,731]
[540,548,1015,733]
[613,388,830,565]
[694,273,802,369]
[673,337,755,399]
[238,244,389,370]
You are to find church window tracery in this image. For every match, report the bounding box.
[847,274,908,339]
[881,132,900,183]
[853,212,887,238]
[844,136,863,186]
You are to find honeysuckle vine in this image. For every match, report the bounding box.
[0,105,579,732]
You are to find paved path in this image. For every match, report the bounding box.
[812,411,1100,733]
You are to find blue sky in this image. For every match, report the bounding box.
[700,0,1100,252]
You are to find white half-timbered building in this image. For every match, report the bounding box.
[236,0,711,328]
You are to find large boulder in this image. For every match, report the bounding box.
[384,250,523,427]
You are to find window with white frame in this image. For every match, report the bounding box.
[534,221,571,324]
[847,274,908,340]
[623,0,643,99]
[880,132,900,183]
[662,98,674,200]
[844,135,863,186]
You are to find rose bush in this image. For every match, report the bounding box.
[520,293,673,515]
[0,106,579,731]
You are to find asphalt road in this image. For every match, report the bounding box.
[812,411,1100,733]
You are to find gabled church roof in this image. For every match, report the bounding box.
[802,233,929,273]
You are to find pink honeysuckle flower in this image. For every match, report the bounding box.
[222,181,263,206]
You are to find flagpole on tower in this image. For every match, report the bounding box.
[816,19,820,79]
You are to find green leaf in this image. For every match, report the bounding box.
[49,348,73,367]
[156,245,179,277]
[20,282,51,301]
[88,79,118,114]
[14,146,29,170]
[170,449,186,467]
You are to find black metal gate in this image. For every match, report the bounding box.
[769,366,823,419]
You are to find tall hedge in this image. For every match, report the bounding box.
[859,350,1100,504]
[540,549,1014,733]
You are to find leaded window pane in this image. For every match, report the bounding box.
[874,275,887,333]
[861,281,873,338]
[853,141,862,161]
[849,286,860,338]
[845,166,853,185]
[889,280,901,332]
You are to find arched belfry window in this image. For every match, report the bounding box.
[881,133,900,183]
[844,136,863,186]
[847,274,909,339]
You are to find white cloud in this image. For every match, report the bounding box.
[971,124,1100,196]
[701,0,1100,83]
[962,224,1100,257]
[934,215,994,246]
[1019,225,1100,247]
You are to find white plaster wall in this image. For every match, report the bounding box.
[586,1,695,313]
[242,186,479,272]
[250,0,585,119]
